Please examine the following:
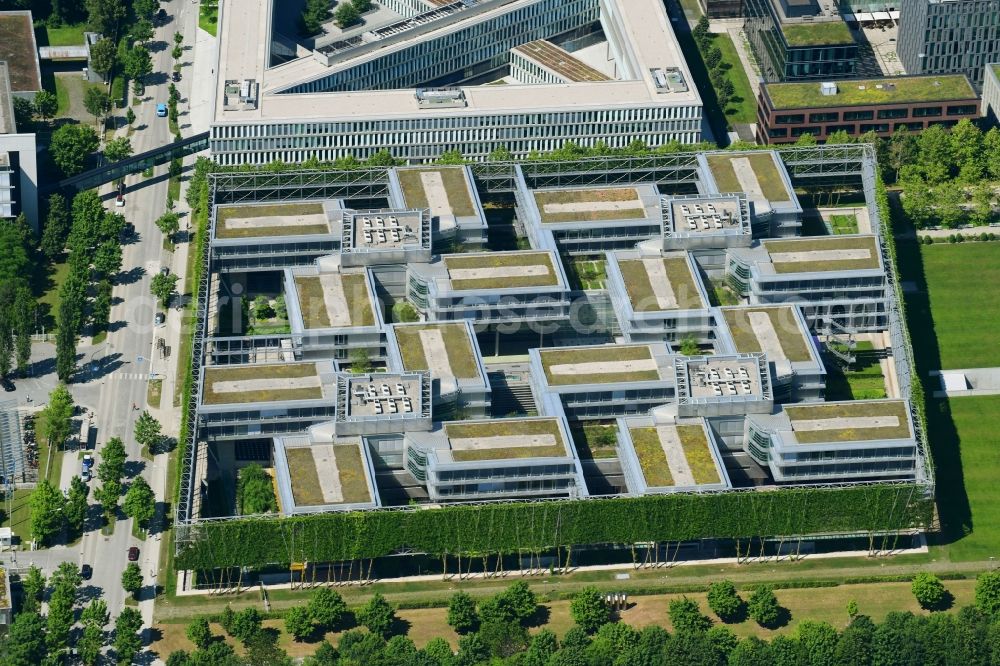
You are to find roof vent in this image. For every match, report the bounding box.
[819,81,838,96]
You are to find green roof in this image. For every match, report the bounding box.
[781,21,853,47]
[766,75,977,110]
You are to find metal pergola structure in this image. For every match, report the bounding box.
[174,144,934,558]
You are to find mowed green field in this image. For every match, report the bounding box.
[921,243,1000,370]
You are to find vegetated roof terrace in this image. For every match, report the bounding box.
[393,323,481,379]
[763,235,880,273]
[294,272,375,329]
[202,362,327,405]
[722,306,813,362]
[783,400,912,444]
[512,40,611,82]
[766,75,976,110]
[617,254,707,312]
[781,21,854,47]
[533,186,647,224]
[444,251,560,290]
[0,13,41,92]
[628,424,721,487]
[284,443,371,506]
[396,166,477,219]
[215,202,333,239]
[706,152,791,204]
[442,418,569,462]
[540,345,663,386]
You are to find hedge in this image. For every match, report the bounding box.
[176,484,932,570]
[110,76,125,108]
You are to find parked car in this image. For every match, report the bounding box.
[160,266,170,276]
[115,194,125,207]
[1,377,13,392]
[81,564,93,580]
[82,454,94,469]
[128,546,140,562]
[154,312,166,326]
[80,466,91,483]
[172,70,181,82]
[156,103,167,117]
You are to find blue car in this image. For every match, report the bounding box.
[156,103,167,117]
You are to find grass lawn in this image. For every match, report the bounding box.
[37,22,86,47]
[677,424,720,484]
[394,324,480,379]
[215,203,328,239]
[629,427,674,487]
[678,0,703,18]
[765,235,881,273]
[566,258,606,291]
[397,167,477,218]
[199,2,218,36]
[919,243,1000,369]
[781,21,854,47]
[570,422,619,459]
[707,33,757,125]
[707,279,742,306]
[34,259,69,331]
[202,364,322,405]
[540,345,659,386]
[618,257,704,311]
[446,420,567,462]
[168,175,182,203]
[445,252,559,291]
[722,307,812,362]
[830,214,859,235]
[534,188,644,223]
[1,489,33,544]
[785,401,911,443]
[334,444,371,503]
[147,379,163,408]
[707,153,790,203]
[768,74,974,109]
[285,448,324,506]
[824,341,887,401]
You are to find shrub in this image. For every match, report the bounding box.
[285,606,314,641]
[911,573,947,609]
[747,586,780,628]
[308,587,347,629]
[706,580,743,622]
[668,597,712,633]
[111,77,125,108]
[359,593,396,638]
[570,586,612,634]
[976,571,1000,619]
[447,591,479,634]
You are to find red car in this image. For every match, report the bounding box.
[128,546,140,562]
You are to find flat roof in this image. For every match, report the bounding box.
[283,442,372,506]
[668,196,744,236]
[343,374,423,418]
[721,306,813,363]
[443,251,560,290]
[345,210,424,251]
[781,20,854,46]
[540,345,665,386]
[532,186,652,224]
[213,0,699,125]
[0,62,13,134]
[782,400,912,444]
[396,167,478,221]
[441,418,571,462]
[512,40,611,82]
[0,12,41,92]
[766,75,977,110]
[679,356,767,400]
[293,272,376,329]
[202,362,329,405]
[628,423,721,487]
[617,254,707,312]
[215,202,334,239]
[393,323,481,380]
[706,152,792,204]
[763,235,881,273]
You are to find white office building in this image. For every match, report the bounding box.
[208,0,703,165]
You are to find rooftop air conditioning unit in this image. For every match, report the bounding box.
[819,81,838,95]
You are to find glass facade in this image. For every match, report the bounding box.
[898,0,1000,88]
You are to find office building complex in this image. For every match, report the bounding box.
[744,0,858,82]
[177,148,930,577]
[898,0,1000,89]
[0,15,40,229]
[758,75,980,144]
[208,0,702,165]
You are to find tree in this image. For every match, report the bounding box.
[172,44,183,60]
[86,0,128,36]
[570,586,612,634]
[301,0,330,34]
[392,301,419,322]
[98,436,127,483]
[797,621,838,666]
[104,136,133,162]
[50,124,99,176]
[89,37,116,80]
[41,193,71,260]
[94,239,122,277]
[285,606,314,641]
[705,46,722,70]
[9,287,33,377]
[353,0,372,11]
[134,0,160,18]
[84,86,111,126]
[230,607,263,644]
[447,591,479,634]
[669,597,712,633]
[78,621,105,666]
[350,348,372,374]
[679,336,700,356]
[706,580,743,622]
[747,585,780,628]
[729,636,771,666]
[65,475,90,535]
[503,581,538,623]
[34,90,57,121]
[11,96,33,132]
[130,17,154,44]
[114,607,144,664]
[309,641,338,666]
[123,475,156,529]
[308,587,347,628]
[174,31,184,45]
[359,592,396,638]
[20,565,46,614]
[976,571,1000,619]
[151,272,179,307]
[95,479,121,522]
[186,617,213,650]
[911,573,947,610]
[121,562,143,598]
[55,308,76,381]
[3,611,48,666]
[134,411,162,450]
[29,479,66,545]
[81,599,110,626]
[334,2,360,27]
[125,45,153,95]
[236,463,277,514]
